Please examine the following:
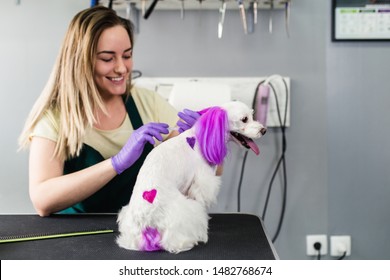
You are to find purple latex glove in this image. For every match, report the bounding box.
[177,109,201,133]
[111,122,169,174]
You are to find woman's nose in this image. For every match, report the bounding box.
[114,59,127,74]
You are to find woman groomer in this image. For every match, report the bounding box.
[18,6,199,217]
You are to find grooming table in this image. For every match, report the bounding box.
[0,213,277,260]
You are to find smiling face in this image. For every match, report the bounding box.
[94,25,133,99]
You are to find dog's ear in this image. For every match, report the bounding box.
[195,107,229,165]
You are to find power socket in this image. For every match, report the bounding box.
[306,235,327,256]
[330,235,351,257]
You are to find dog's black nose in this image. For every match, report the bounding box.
[260,128,267,135]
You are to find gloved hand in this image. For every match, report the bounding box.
[177,109,201,133]
[111,122,169,174]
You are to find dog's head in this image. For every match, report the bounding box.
[195,101,266,165]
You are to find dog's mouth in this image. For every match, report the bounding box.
[230,132,260,155]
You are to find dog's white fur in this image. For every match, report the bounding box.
[116,101,265,253]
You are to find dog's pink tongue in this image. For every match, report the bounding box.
[247,139,260,155]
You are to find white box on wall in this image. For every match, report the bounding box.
[134,76,290,127]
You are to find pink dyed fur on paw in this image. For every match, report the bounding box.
[141,227,162,251]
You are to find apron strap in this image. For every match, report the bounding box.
[124,95,143,130]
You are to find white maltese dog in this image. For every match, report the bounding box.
[116,101,266,253]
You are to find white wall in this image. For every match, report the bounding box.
[0,0,89,213]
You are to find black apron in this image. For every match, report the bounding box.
[59,95,153,214]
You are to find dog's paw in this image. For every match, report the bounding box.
[199,233,208,244]
[164,243,194,254]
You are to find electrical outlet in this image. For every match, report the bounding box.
[330,235,351,257]
[306,235,327,256]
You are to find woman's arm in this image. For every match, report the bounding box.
[29,137,117,217]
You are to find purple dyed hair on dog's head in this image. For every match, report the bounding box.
[195,107,229,165]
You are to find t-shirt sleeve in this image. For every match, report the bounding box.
[30,111,59,142]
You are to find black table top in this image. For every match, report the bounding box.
[0,213,277,260]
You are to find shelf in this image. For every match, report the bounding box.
[101,0,289,11]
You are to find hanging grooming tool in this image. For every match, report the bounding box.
[237,0,248,34]
[218,0,227,39]
[144,0,159,20]
[269,0,274,34]
[141,0,147,17]
[253,1,258,24]
[285,0,291,37]
[126,1,131,20]
[180,0,185,19]
[108,0,114,9]
[126,2,138,33]
[248,3,255,33]
[127,2,140,33]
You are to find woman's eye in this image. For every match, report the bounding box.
[242,117,248,123]
[101,58,113,62]
[123,52,133,59]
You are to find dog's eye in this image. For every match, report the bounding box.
[241,117,248,123]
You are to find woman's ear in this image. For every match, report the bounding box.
[195,107,228,165]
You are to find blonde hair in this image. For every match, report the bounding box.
[18,6,134,161]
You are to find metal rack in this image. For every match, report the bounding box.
[98,0,291,37]
[101,0,289,11]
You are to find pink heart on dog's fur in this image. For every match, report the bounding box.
[143,189,157,204]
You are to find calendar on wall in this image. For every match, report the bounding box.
[332,0,390,41]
